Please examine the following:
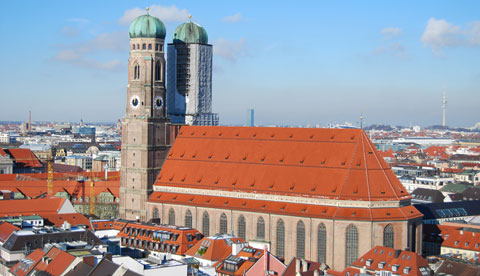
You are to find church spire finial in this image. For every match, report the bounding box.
[188,14,192,22]
[146,7,150,14]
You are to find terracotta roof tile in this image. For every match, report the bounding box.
[10,249,45,276]
[0,197,68,217]
[0,221,20,243]
[6,149,43,168]
[149,192,422,221]
[185,235,245,261]
[154,126,411,202]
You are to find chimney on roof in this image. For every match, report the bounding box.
[295,258,300,273]
[314,270,319,276]
[104,252,112,261]
[232,242,246,255]
[395,249,401,258]
[83,256,96,267]
[460,230,464,235]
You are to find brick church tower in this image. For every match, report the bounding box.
[119,9,171,221]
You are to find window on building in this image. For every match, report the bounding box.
[142,43,146,50]
[318,223,327,263]
[276,219,285,258]
[132,44,135,50]
[155,60,161,81]
[148,44,152,50]
[185,209,193,228]
[220,213,228,234]
[202,211,210,236]
[152,207,159,219]
[345,224,359,267]
[383,224,394,248]
[134,64,140,80]
[168,208,175,225]
[238,215,246,240]
[297,220,305,258]
[155,44,159,51]
[257,217,265,240]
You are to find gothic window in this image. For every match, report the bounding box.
[155,60,161,81]
[202,211,210,236]
[185,209,193,228]
[384,224,394,248]
[148,44,152,50]
[317,223,327,263]
[220,213,228,234]
[152,207,159,219]
[276,219,285,258]
[257,217,265,240]
[142,43,146,50]
[345,224,359,267]
[238,215,246,240]
[297,220,305,258]
[168,208,175,225]
[132,44,135,50]
[155,44,159,51]
[134,64,140,80]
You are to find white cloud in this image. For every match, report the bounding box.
[53,31,127,71]
[381,27,402,39]
[421,18,480,55]
[61,26,79,37]
[119,5,189,25]
[373,42,408,59]
[222,13,242,23]
[213,38,248,62]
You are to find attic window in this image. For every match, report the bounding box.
[190,132,195,136]
[181,176,185,182]
[242,154,247,160]
[180,153,185,157]
[232,180,236,186]
[252,133,256,137]
[341,161,346,166]
[279,158,284,163]
[351,136,355,140]
[225,154,230,160]
[311,186,316,192]
[261,205,266,209]
[368,151,373,154]
[235,133,239,137]
[299,159,304,164]
[386,212,391,216]
[172,196,177,201]
[289,134,293,138]
[206,199,210,203]
[250,181,255,188]
[330,135,335,139]
[310,135,314,139]
[192,153,197,158]
[242,202,246,207]
[356,163,361,167]
[289,185,295,191]
[269,184,274,189]
[271,134,275,138]
[321,160,325,165]
[189,198,193,202]
[224,201,228,205]
[218,133,222,136]
[281,206,285,210]
[179,132,183,135]
[202,132,206,136]
[322,210,326,214]
[381,191,385,194]
[208,153,213,159]
[214,178,219,184]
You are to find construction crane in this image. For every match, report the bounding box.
[47,151,54,195]
[90,175,95,216]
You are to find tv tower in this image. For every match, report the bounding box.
[442,90,447,127]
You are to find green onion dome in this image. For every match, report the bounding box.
[129,14,166,39]
[172,21,208,44]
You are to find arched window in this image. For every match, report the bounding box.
[383,224,394,248]
[345,224,358,266]
[148,44,152,50]
[142,43,146,50]
[132,44,135,50]
[152,207,159,219]
[238,215,246,240]
[220,213,228,234]
[297,220,305,258]
[185,209,193,228]
[317,223,327,263]
[134,64,140,80]
[257,217,265,240]
[155,60,161,81]
[168,208,175,225]
[276,219,285,258]
[202,211,210,237]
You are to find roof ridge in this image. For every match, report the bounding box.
[337,134,361,199]
[360,132,373,219]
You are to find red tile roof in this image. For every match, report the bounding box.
[185,235,245,262]
[0,221,20,243]
[6,149,43,168]
[0,197,69,217]
[43,213,91,229]
[27,246,75,276]
[331,246,430,276]
[215,246,264,275]
[10,249,45,276]
[440,225,480,252]
[117,222,202,255]
[149,192,422,221]
[153,126,411,202]
[0,148,7,157]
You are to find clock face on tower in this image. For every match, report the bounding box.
[154,96,163,110]
[130,95,140,109]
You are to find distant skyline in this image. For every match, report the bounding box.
[0,1,479,127]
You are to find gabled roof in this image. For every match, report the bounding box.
[435,259,480,276]
[33,246,76,276]
[215,246,265,275]
[185,234,244,261]
[0,148,7,157]
[10,249,45,276]
[0,197,69,217]
[282,257,324,276]
[153,126,411,202]
[0,221,20,243]
[333,246,430,276]
[6,148,43,168]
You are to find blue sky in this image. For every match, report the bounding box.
[0,1,479,127]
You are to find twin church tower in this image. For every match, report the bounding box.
[119,10,217,220]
